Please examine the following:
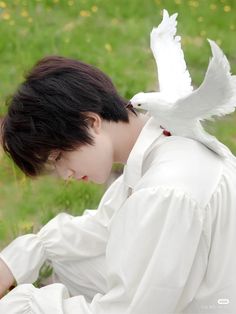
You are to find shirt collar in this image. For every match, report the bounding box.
[123,112,163,189]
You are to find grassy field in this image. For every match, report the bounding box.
[0,0,236,248]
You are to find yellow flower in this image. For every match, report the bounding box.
[181,36,188,46]
[0,1,6,8]
[28,17,33,23]
[175,0,182,4]
[105,43,112,52]
[197,16,203,22]
[192,36,203,47]
[19,174,27,185]
[21,10,29,17]
[63,21,76,31]
[19,221,34,233]
[200,30,206,37]
[53,0,59,3]
[9,19,15,26]
[223,5,231,12]
[91,5,98,12]
[1,11,10,20]
[188,0,199,8]
[68,0,74,6]
[210,4,217,11]
[79,10,91,17]
[111,18,119,25]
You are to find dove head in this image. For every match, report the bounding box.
[133,102,153,111]
[130,92,169,113]
[134,101,166,111]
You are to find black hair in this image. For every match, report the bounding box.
[1,55,137,177]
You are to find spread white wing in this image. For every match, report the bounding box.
[171,40,236,121]
[151,9,193,102]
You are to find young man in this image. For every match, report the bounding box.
[0,56,235,313]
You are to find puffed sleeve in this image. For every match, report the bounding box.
[0,186,208,314]
[0,174,124,285]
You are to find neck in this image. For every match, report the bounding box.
[111,112,150,164]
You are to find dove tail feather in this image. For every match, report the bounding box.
[194,125,232,158]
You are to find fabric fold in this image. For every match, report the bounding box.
[0,234,46,284]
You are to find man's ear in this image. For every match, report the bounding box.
[84,112,102,135]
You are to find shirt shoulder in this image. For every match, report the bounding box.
[136,135,224,208]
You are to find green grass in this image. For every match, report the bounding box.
[0,153,104,247]
[0,0,236,247]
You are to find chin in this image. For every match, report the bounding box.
[94,172,111,185]
[94,178,106,185]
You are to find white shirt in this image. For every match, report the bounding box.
[0,114,236,314]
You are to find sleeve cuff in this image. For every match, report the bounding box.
[0,233,46,284]
[0,283,72,314]
[0,284,36,313]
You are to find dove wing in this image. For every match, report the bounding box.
[172,39,236,121]
[151,9,193,102]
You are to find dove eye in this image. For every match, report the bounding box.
[137,104,141,107]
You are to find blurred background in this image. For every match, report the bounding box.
[0,0,235,248]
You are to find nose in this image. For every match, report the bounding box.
[64,169,75,181]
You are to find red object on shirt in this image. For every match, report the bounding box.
[163,129,172,136]
[160,125,172,136]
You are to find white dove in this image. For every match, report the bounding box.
[130,9,236,158]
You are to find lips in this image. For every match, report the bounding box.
[76,175,89,182]
[82,176,88,181]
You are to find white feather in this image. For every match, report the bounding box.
[150,9,193,102]
[172,39,236,121]
[130,9,236,159]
